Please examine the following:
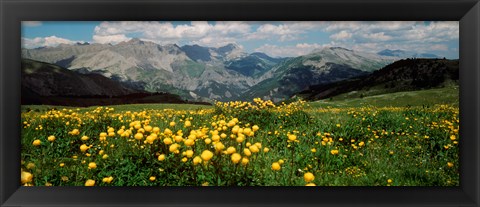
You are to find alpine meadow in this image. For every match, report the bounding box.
[20,21,459,186]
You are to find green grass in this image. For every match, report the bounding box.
[20,89,459,186]
[310,86,459,108]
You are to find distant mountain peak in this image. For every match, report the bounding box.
[76,42,90,46]
[310,46,354,54]
[216,43,242,53]
[329,47,353,51]
[128,38,143,43]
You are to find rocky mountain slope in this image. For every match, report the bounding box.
[22,40,398,102]
[241,47,398,101]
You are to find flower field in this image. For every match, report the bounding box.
[20,98,459,186]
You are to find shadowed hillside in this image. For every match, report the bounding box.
[298,58,459,101]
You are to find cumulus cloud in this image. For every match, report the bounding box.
[92,34,130,44]
[330,30,352,41]
[247,21,321,41]
[255,43,327,57]
[93,21,252,47]
[22,36,80,48]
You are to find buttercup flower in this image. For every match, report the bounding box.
[304,172,315,182]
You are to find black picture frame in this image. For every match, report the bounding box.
[1,0,479,206]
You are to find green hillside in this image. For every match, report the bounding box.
[308,85,459,108]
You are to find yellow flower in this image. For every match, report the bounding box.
[185,150,194,158]
[134,133,143,140]
[271,162,281,171]
[226,146,236,154]
[21,171,33,184]
[201,150,214,161]
[263,147,270,153]
[85,179,95,186]
[47,135,56,142]
[450,135,456,141]
[214,142,225,152]
[181,157,188,162]
[26,163,35,169]
[81,136,89,141]
[184,138,195,146]
[278,159,284,164]
[88,162,97,169]
[169,143,179,153]
[241,157,249,166]
[163,138,173,145]
[287,134,297,141]
[184,121,191,127]
[305,183,316,186]
[304,172,315,182]
[144,125,153,132]
[149,176,156,181]
[158,154,166,161]
[80,144,89,152]
[174,136,183,143]
[134,124,142,129]
[358,141,365,147]
[59,163,65,167]
[102,176,114,184]
[330,149,339,155]
[252,125,259,132]
[32,139,41,146]
[70,129,80,135]
[61,176,69,182]
[212,134,220,142]
[311,148,317,153]
[243,148,252,157]
[447,162,454,168]
[153,127,160,133]
[387,179,393,184]
[193,156,202,165]
[205,138,212,144]
[102,154,109,159]
[169,122,176,127]
[249,145,259,153]
[231,153,242,164]
[236,135,245,143]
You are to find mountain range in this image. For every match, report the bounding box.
[22,39,441,102]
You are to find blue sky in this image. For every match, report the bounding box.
[22,21,459,58]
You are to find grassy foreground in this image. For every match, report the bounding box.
[20,89,459,186]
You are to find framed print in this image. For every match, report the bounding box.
[1,0,479,206]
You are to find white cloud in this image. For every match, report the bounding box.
[92,34,130,44]
[93,21,252,47]
[247,21,322,41]
[22,21,42,27]
[254,43,327,57]
[329,30,352,41]
[22,36,79,48]
[361,32,392,41]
